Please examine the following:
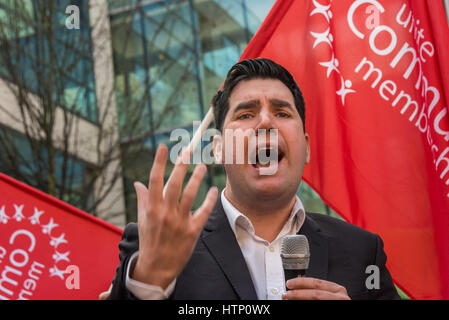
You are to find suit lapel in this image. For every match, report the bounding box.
[199,201,329,298]
[201,198,258,300]
[298,214,329,280]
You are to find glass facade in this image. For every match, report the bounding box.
[109,0,336,222]
[0,124,95,210]
[0,0,97,212]
[0,0,97,122]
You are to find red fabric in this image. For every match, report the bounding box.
[241,0,449,299]
[0,173,122,300]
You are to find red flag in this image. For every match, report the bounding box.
[241,0,449,299]
[0,173,122,300]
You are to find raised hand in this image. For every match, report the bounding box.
[131,144,218,289]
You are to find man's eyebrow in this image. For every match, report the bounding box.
[232,99,260,114]
[269,98,294,110]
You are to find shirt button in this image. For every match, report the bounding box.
[271,288,279,295]
[269,246,275,252]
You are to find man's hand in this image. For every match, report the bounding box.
[131,144,218,290]
[282,277,351,300]
[98,285,111,300]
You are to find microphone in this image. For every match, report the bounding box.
[280,235,310,289]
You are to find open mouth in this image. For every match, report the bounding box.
[251,146,285,168]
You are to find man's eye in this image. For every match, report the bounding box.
[237,113,252,120]
[277,112,291,118]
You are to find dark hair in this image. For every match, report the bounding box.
[212,58,306,132]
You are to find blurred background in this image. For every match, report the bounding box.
[0,0,346,228]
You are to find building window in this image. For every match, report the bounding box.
[0,0,98,123]
[0,125,95,212]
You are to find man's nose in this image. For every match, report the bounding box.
[255,110,275,131]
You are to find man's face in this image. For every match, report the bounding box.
[214,78,310,202]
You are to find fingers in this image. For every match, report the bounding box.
[148,144,168,204]
[134,182,149,221]
[98,284,112,300]
[286,277,343,293]
[98,291,110,300]
[164,148,191,206]
[179,164,207,215]
[282,289,350,300]
[192,186,218,230]
[283,277,350,300]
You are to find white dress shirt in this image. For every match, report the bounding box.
[221,191,305,299]
[126,190,305,300]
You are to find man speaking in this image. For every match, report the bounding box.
[108,58,400,300]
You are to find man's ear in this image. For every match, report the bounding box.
[305,133,310,164]
[213,134,223,164]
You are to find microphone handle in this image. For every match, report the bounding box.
[284,269,306,291]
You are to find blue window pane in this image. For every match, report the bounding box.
[0,0,98,123]
[203,36,241,78]
[212,0,246,28]
[108,0,140,11]
[0,126,94,210]
[86,90,98,122]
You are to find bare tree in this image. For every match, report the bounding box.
[0,0,117,217]
[0,0,200,223]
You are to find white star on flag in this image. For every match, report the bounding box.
[13,204,25,222]
[310,0,333,22]
[0,205,10,224]
[336,77,356,105]
[42,218,59,235]
[310,27,333,49]
[49,265,66,280]
[319,54,340,78]
[52,251,70,263]
[29,207,45,225]
[50,233,67,248]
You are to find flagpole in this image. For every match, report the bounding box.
[163,107,215,196]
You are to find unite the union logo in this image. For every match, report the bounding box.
[0,203,72,300]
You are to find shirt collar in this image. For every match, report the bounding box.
[220,189,306,239]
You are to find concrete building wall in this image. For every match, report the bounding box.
[89,0,126,228]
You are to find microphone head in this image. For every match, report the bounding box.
[280,235,310,270]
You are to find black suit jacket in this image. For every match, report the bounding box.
[108,198,400,300]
